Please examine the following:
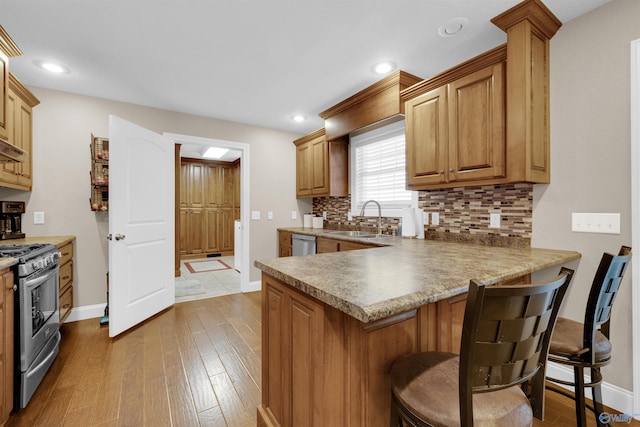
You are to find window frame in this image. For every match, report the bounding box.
[349,118,417,218]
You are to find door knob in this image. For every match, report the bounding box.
[107,234,112,240]
[115,234,126,240]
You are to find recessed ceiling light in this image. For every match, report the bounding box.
[438,17,469,38]
[34,60,70,74]
[203,147,229,159]
[372,61,396,75]
[291,115,307,122]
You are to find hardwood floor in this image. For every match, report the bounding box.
[6,291,639,427]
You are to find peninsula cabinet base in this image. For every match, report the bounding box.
[259,273,468,427]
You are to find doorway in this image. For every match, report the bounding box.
[164,132,251,295]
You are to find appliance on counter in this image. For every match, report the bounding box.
[292,233,316,256]
[0,243,61,410]
[0,201,26,240]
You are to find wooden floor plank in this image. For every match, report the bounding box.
[7,291,639,427]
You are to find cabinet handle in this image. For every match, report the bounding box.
[439,169,444,174]
[449,168,454,172]
[62,275,71,280]
[62,304,70,309]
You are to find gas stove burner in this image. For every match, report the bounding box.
[0,243,49,258]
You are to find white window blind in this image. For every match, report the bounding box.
[350,120,413,214]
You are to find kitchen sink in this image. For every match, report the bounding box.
[326,230,378,238]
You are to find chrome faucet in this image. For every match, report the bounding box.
[360,200,382,237]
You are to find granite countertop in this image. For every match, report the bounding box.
[254,228,581,323]
[0,235,76,271]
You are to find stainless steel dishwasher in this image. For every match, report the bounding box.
[292,233,316,256]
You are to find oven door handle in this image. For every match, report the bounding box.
[25,331,61,381]
[24,263,58,289]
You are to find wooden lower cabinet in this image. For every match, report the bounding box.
[259,273,466,427]
[278,231,292,257]
[58,240,74,324]
[0,268,14,426]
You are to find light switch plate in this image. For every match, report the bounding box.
[267,211,273,220]
[572,213,620,234]
[291,211,297,220]
[34,211,45,225]
[251,211,260,220]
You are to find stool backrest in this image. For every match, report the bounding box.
[459,268,574,426]
[583,246,631,361]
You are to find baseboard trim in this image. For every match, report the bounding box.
[64,303,106,323]
[244,280,261,293]
[546,362,635,416]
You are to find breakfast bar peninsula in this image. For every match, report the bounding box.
[254,234,580,427]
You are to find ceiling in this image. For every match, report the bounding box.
[2,0,609,160]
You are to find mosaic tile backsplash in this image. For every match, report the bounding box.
[312,183,533,246]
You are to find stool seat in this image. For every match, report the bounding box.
[391,352,533,427]
[549,317,611,362]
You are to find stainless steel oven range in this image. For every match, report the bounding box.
[0,243,61,409]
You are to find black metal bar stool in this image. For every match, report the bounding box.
[546,246,631,427]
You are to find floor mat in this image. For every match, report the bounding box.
[175,279,206,297]
[185,259,233,273]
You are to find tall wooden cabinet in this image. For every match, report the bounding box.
[180,158,239,257]
[402,0,561,190]
[294,129,348,199]
[0,74,39,191]
[0,268,14,427]
[0,28,38,192]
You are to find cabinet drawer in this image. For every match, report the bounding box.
[59,242,73,267]
[59,260,73,292]
[59,286,73,324]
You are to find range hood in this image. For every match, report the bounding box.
[0,137,26,162]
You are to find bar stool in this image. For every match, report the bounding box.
[546,246,631,427]
[389,267,574,427]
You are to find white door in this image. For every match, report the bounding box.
[108,116,175,337]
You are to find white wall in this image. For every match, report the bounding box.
[0,87,312,308]
[532,0,640,391]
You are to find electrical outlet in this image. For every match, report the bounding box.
[489,213,501,228]
[34,211,45,225]
[322,211,327,220]
[348,212,353,221]
[572,213,620,234]
[423,212,429,225]
[291,211,297,220]
[268,211,273,220]
[431,212,440,226]
[251,211,260,220]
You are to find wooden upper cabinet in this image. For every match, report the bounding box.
[294,129,348,199]
[320,70,423,141]
[403,0,561,190]
[405,61,505,189]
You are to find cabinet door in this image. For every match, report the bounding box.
[0,269,13,426]
[296,142,313,197]
[204,208,220,253]
[405,86,448,188]
[188,163,205,208]
[179,208,188,255]
[219,164,235,208]
[179,162,190,208]
[447,62,505,183]
[0,51,7,140]
[186,208,205,254]
[16,96,33,187]
[263,277,324,427]
[316,237,340,253]
[0,88,18,185]
[204,164,220,208]
[310,136,328,195]
[219,208,234,252]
